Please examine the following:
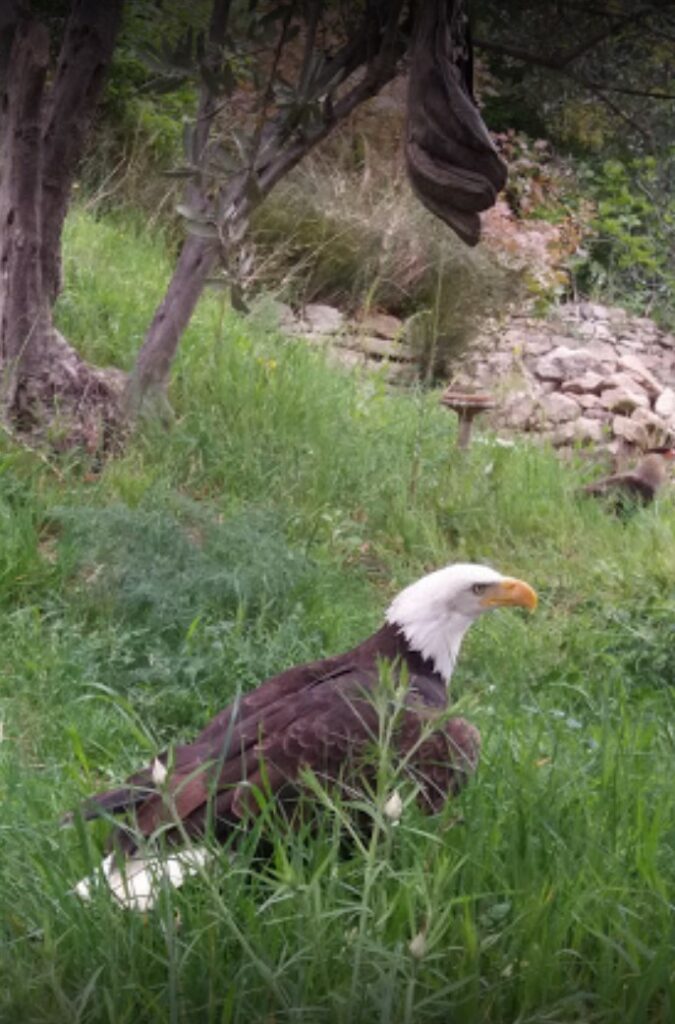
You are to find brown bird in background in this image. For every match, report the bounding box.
[582,447,675,512]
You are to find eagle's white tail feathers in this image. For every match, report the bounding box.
[73,846,213,912]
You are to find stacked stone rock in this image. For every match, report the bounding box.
[286,303,418,384]
[451,302,675,452]
[262,297,674,451]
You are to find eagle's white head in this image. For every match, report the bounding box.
[386,563,537,683]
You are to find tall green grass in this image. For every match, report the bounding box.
[0,208,673,1022]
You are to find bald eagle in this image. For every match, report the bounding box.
[70,563,536,910]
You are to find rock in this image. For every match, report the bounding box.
[357,312,403,339]
[548,332,583,350]
[249,297,297,330]
[550,422,576,446]
[574,417,606,443]
[383,362,417,384]
[561,371,605,394]
[576,393,602,410]
[579,302,611,321]
[615,357,662,396]
[600,383,649,413]
[303,332,329,347]
[631,407,674,440]
[603,372,656,405]
[328,298,675,450]
[357,335,415,362]
[631,315,660,332]
[612,415,648,447]
[577,320,614,341]
[539,380,558,394]
[486,351,514,373]
[327,348,365,370]
[502,392,537,430]
[584,341,618,364]
[539,392,580,423]
[522,339,552,356]
[655,387,675,418]
[304,304,344,334]
[631,407,664,427]
[535,346,586,381]
[617,338,645,352]
[552,418,606,447]
[534,345,614,382]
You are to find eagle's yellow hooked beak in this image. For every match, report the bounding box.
[481,577,538,611]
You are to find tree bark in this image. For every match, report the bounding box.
[0,1,19,95]
[125,0,233,411]
[405,0,507,246]
[0,17,51,397]
[41,0,124,303]
[127,233,218,404]
[0,5,125,447]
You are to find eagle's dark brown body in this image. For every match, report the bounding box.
[80,623,480,853]
[582,450,675,513]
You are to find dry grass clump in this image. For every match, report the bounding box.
[251,134,523,377]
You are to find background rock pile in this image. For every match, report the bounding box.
[453,302,675,452]
[260,298,675,453]
[258,300,418,384]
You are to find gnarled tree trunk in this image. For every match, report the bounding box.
[0,2,123,448]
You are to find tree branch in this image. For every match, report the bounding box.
[581,77,654,144]
[298,0,321,97]
[191,0,232,167]
[474,5,661,73]
[256,1,408,195]
[579,82,675,100]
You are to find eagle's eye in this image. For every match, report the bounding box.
[471,583,489,595]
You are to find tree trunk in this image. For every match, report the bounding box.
[405,0,507,247]
[0,3,124,449]
[127,233,218,407]
[0,17,52,401]
[41,0,124,302]
[125,0,232,414]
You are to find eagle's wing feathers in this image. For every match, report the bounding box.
[111,661,372,849]
[111,663,477,852]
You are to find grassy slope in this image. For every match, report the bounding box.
[0,209,674,1024]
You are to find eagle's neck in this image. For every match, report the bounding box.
[383,610,473,686]
[361,619,465,688]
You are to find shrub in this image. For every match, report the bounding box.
[571,155,675,326]
[250,146,522,378]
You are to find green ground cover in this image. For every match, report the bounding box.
[0,209,673,1023]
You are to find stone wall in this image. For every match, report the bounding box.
[261,296,675,453]
[270,301,419,385]
[450,302,675,452]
